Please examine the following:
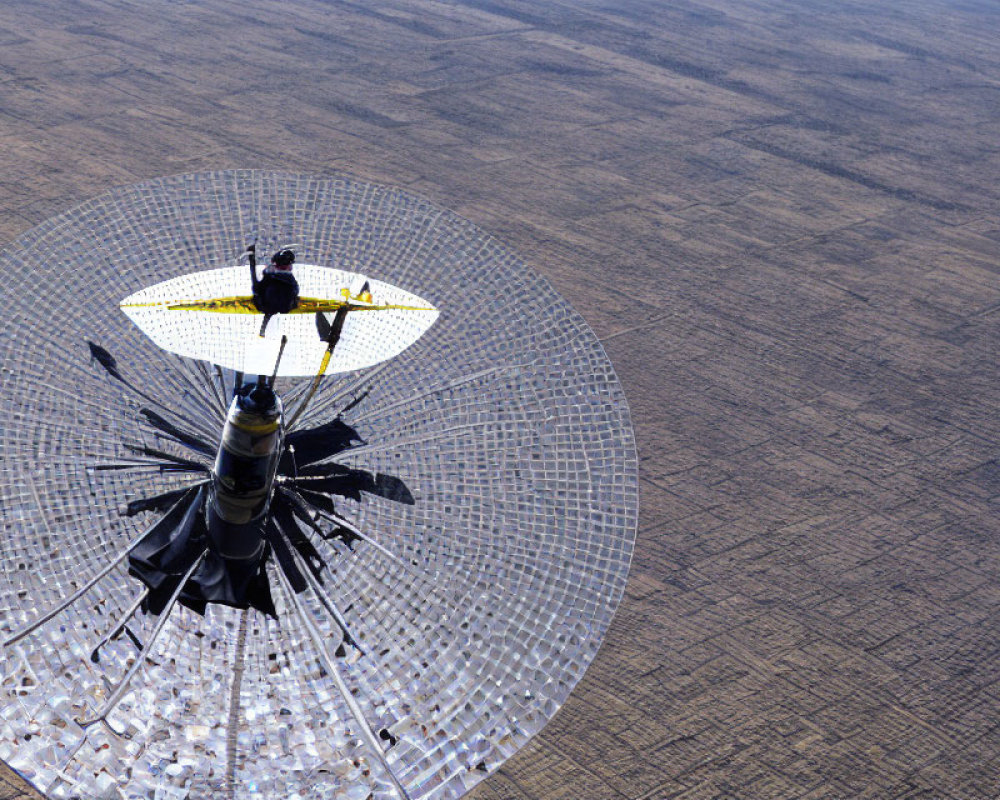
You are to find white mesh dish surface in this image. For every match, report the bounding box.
[0,170,637,800]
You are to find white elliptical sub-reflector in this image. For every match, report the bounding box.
[120,265,439,376]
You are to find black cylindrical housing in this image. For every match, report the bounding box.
[208,384,283,560]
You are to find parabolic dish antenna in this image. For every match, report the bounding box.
[0,170,637,800]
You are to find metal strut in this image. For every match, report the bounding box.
[293,497,511,624]
[88,589,149,663]
[77,550,208,730]
[3,492,198,648]
[275,567,413,800]
[286,285,363,431]
[278,488,419,658]
[286,540,364,655]
[269,335,289,387]
[299,501,428,582]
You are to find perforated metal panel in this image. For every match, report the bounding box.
[0,170,637,800]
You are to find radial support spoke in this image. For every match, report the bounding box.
[349,364,524,425]
[295,528,424,664]
[302,502,521,627]
[293,499,464,641]
[77,550,207,729]
[88,589,149,663]
[287,543,363,654]
[3,498,194,648]
[287,359,391,431]
[195,358,229,419]
[93,462,205,473]
[276,568,413,800]
[307,506,438,589]
[225,609,250,800]
[125,444,211,472]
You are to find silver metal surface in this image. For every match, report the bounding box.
[0,170,637,799]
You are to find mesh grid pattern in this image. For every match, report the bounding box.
[0,170,636,800]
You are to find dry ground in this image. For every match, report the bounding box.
[1,0,999,797]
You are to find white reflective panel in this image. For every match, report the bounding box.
[0,170,637,800]
[120,266,439,376]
